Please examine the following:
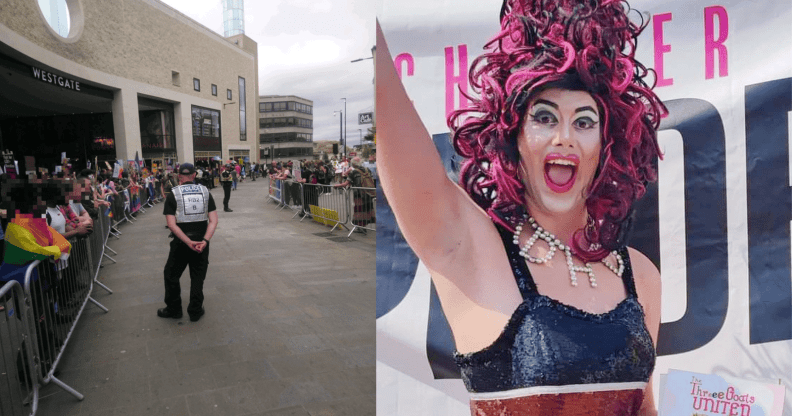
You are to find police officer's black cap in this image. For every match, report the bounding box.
[178,163,196,175]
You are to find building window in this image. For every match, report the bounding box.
[193,78,200,91]
[259,117,313,129]
[191,105,222,153]
[227,89,232,100]
[172,71,180,86]
[140,110,176,151]
[239,77,246,141]
[261,146,313,158]
[259,101,313,114]
[211,84,217,96]
[260,132,313,143]
[36,0,78,39]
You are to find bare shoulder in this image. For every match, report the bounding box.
[626,247,661,337]
[626,247,659,281]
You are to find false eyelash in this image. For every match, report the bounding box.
[528,113,554,122]
[575,120,600,128]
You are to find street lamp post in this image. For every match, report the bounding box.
[341,98,347,161]
[334,110,343,159]
[358,129,363,160]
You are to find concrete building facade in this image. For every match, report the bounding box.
[0,0,259,172]
[258,95,313,165]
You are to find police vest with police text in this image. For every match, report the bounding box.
[172,184,210,223]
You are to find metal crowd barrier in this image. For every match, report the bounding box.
[0,280,39,416]
[109,192,129,227]
[268,177,283,205]
[90,211,116,292]
[0,207,116,411]
[23,236,110,401]
[105,196,122,240]
[123,189,138,221]
[300,183,349,232]
[266,178,377,237]
[346,186,377,237]
[277,180,303,214]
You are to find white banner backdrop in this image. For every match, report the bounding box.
[376,0,792,414]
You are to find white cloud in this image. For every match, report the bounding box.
[258,36,344,67]
[158,0,374,148]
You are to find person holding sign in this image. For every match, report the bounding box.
[158,163,218,322]
[378,0,665,414]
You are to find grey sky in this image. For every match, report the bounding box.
[159,0,374,147]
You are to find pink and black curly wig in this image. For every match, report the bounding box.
[449,0,666,261]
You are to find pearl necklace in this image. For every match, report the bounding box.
[512,215,624,288]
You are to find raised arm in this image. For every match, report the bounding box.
[377,20,488,270]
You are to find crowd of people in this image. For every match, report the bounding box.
[267,156,376,233]
[0,155,375,268]
[0,168,111,380]
[0,155,374,269]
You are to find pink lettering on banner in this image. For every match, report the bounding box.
[394,53,415,79]
[704,6,729,79]
[445,44,469,117]
[653,12,673,87]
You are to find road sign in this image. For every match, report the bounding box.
[358,112,373,124]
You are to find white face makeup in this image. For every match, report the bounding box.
[517,88,602,217]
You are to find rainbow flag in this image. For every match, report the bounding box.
[1,215,70,284]
[3,215,71,265]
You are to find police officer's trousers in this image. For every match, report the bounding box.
[163,238,209,315]
[222,182,232,209]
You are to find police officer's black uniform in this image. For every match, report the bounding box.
[220,165,233,212]
[157,163,217,322]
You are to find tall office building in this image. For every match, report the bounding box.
[223,0,244,37]
[259,95,314,164]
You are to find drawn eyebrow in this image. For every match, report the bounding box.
[532,99,558,109]
[575,106,598,115]
[532,100,598,117]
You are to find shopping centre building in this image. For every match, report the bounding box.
[0,0,259,173]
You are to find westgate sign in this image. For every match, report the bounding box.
[31,66,81,91]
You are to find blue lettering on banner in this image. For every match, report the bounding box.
[745,78,792,344]
[375,182,420,318]
[633,99,729,356]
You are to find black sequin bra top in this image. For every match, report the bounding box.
[454,224,656,415]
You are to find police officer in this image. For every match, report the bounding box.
[220,164,233,212]
[157,163,218,322]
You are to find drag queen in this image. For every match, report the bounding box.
[377,0,665,414]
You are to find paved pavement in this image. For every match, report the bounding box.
[36,177,375,416]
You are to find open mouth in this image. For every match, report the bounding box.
[544,155,578,193]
